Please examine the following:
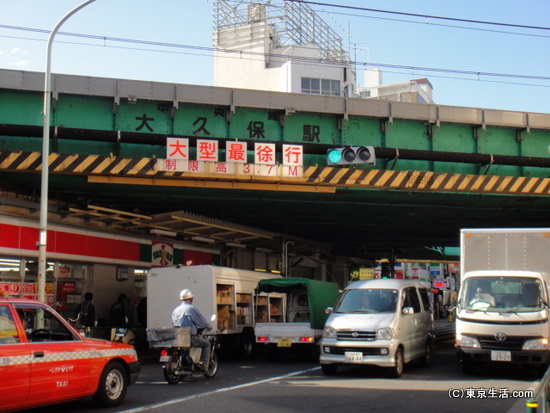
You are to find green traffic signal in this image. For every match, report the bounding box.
[327,149,343,164]
[326,146,376,166]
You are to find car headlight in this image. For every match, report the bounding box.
[376,327,395,340]
[456,333,481,348]
[323,326,336,338]
[523,338,549,350]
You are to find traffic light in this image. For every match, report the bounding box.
[326,146,376,165]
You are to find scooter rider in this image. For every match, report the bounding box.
[172,289,212,370]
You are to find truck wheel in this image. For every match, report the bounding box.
[205,350,219,379]
[93,361,128,407]
[321,364,338,375]
[461,360,475,375]
[419,340,433,367]
[388,347,404,378]
[163,356,182,384]
[240,331,255,357]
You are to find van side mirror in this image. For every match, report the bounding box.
[402,307,414,315]
[325,307,333,314]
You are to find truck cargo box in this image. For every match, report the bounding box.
[146,265,280,356]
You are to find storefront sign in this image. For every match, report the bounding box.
[359,267,374,280]
[152,242,174,267]
[0,282,54,304]
[117,266,129,281]
[59,281,76,301]
[58,265,72,278]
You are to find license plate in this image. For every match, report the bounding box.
[159,355,170,362]
[491,350,511,362]
[344,351,363,362]
[277,339,292,347]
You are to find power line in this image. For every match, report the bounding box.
[288,0,550,32]
[362,61,550,82]
[1,24,549,88]
[316,8,550,40]
[0,25,213,53]
[379,68,550,89]
[220,0,550,42]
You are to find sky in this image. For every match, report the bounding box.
[1,0,550,114]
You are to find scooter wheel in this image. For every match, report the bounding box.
[204,351,219,379]
[163,358,182,384]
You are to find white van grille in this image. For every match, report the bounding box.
[337,330,377,341]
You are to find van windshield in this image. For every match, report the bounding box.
[334,289,398,313]
[459,276,544,312]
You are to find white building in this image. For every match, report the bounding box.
[358,67,434,104]
[213,1,355,97]
[213,1,433,103]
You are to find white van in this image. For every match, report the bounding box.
[319,279,434,377]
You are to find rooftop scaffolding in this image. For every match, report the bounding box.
[213,0,348,62]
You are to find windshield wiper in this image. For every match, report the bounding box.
[465,307,494,314]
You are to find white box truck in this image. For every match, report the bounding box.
[146,265,280,356]
[456,228,550,374]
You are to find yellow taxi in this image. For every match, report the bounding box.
[0,297,140,412]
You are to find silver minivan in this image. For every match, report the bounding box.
[319,279,434,377]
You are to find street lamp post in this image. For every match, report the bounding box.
[38,0,96,303]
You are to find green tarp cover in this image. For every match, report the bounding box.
[255,277,340,330]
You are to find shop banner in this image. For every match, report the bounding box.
[0,282,54,305]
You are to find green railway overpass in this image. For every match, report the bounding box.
[1,69,549,260]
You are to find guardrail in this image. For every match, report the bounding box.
[526,365,550,412]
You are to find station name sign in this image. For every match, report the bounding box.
[156,138,304,177]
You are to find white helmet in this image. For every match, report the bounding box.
[180,289,194,300]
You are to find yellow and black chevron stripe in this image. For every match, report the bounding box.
[0,151,159,177]
[1,150,548,196]
[304,167,550,195]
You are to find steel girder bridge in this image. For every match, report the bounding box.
[0,68,549,261]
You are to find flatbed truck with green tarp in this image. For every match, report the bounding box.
[254,277,340,355]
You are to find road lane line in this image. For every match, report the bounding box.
[119,366,321,413]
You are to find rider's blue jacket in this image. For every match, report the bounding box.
[172,301,210,335]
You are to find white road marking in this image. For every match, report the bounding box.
[119,367,321,412]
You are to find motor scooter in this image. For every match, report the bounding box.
[159,316,219,384]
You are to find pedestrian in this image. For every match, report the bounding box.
[137,296,147,326]
[109,293,129,327]
[72,292,95,328]
[428,288,436,318]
